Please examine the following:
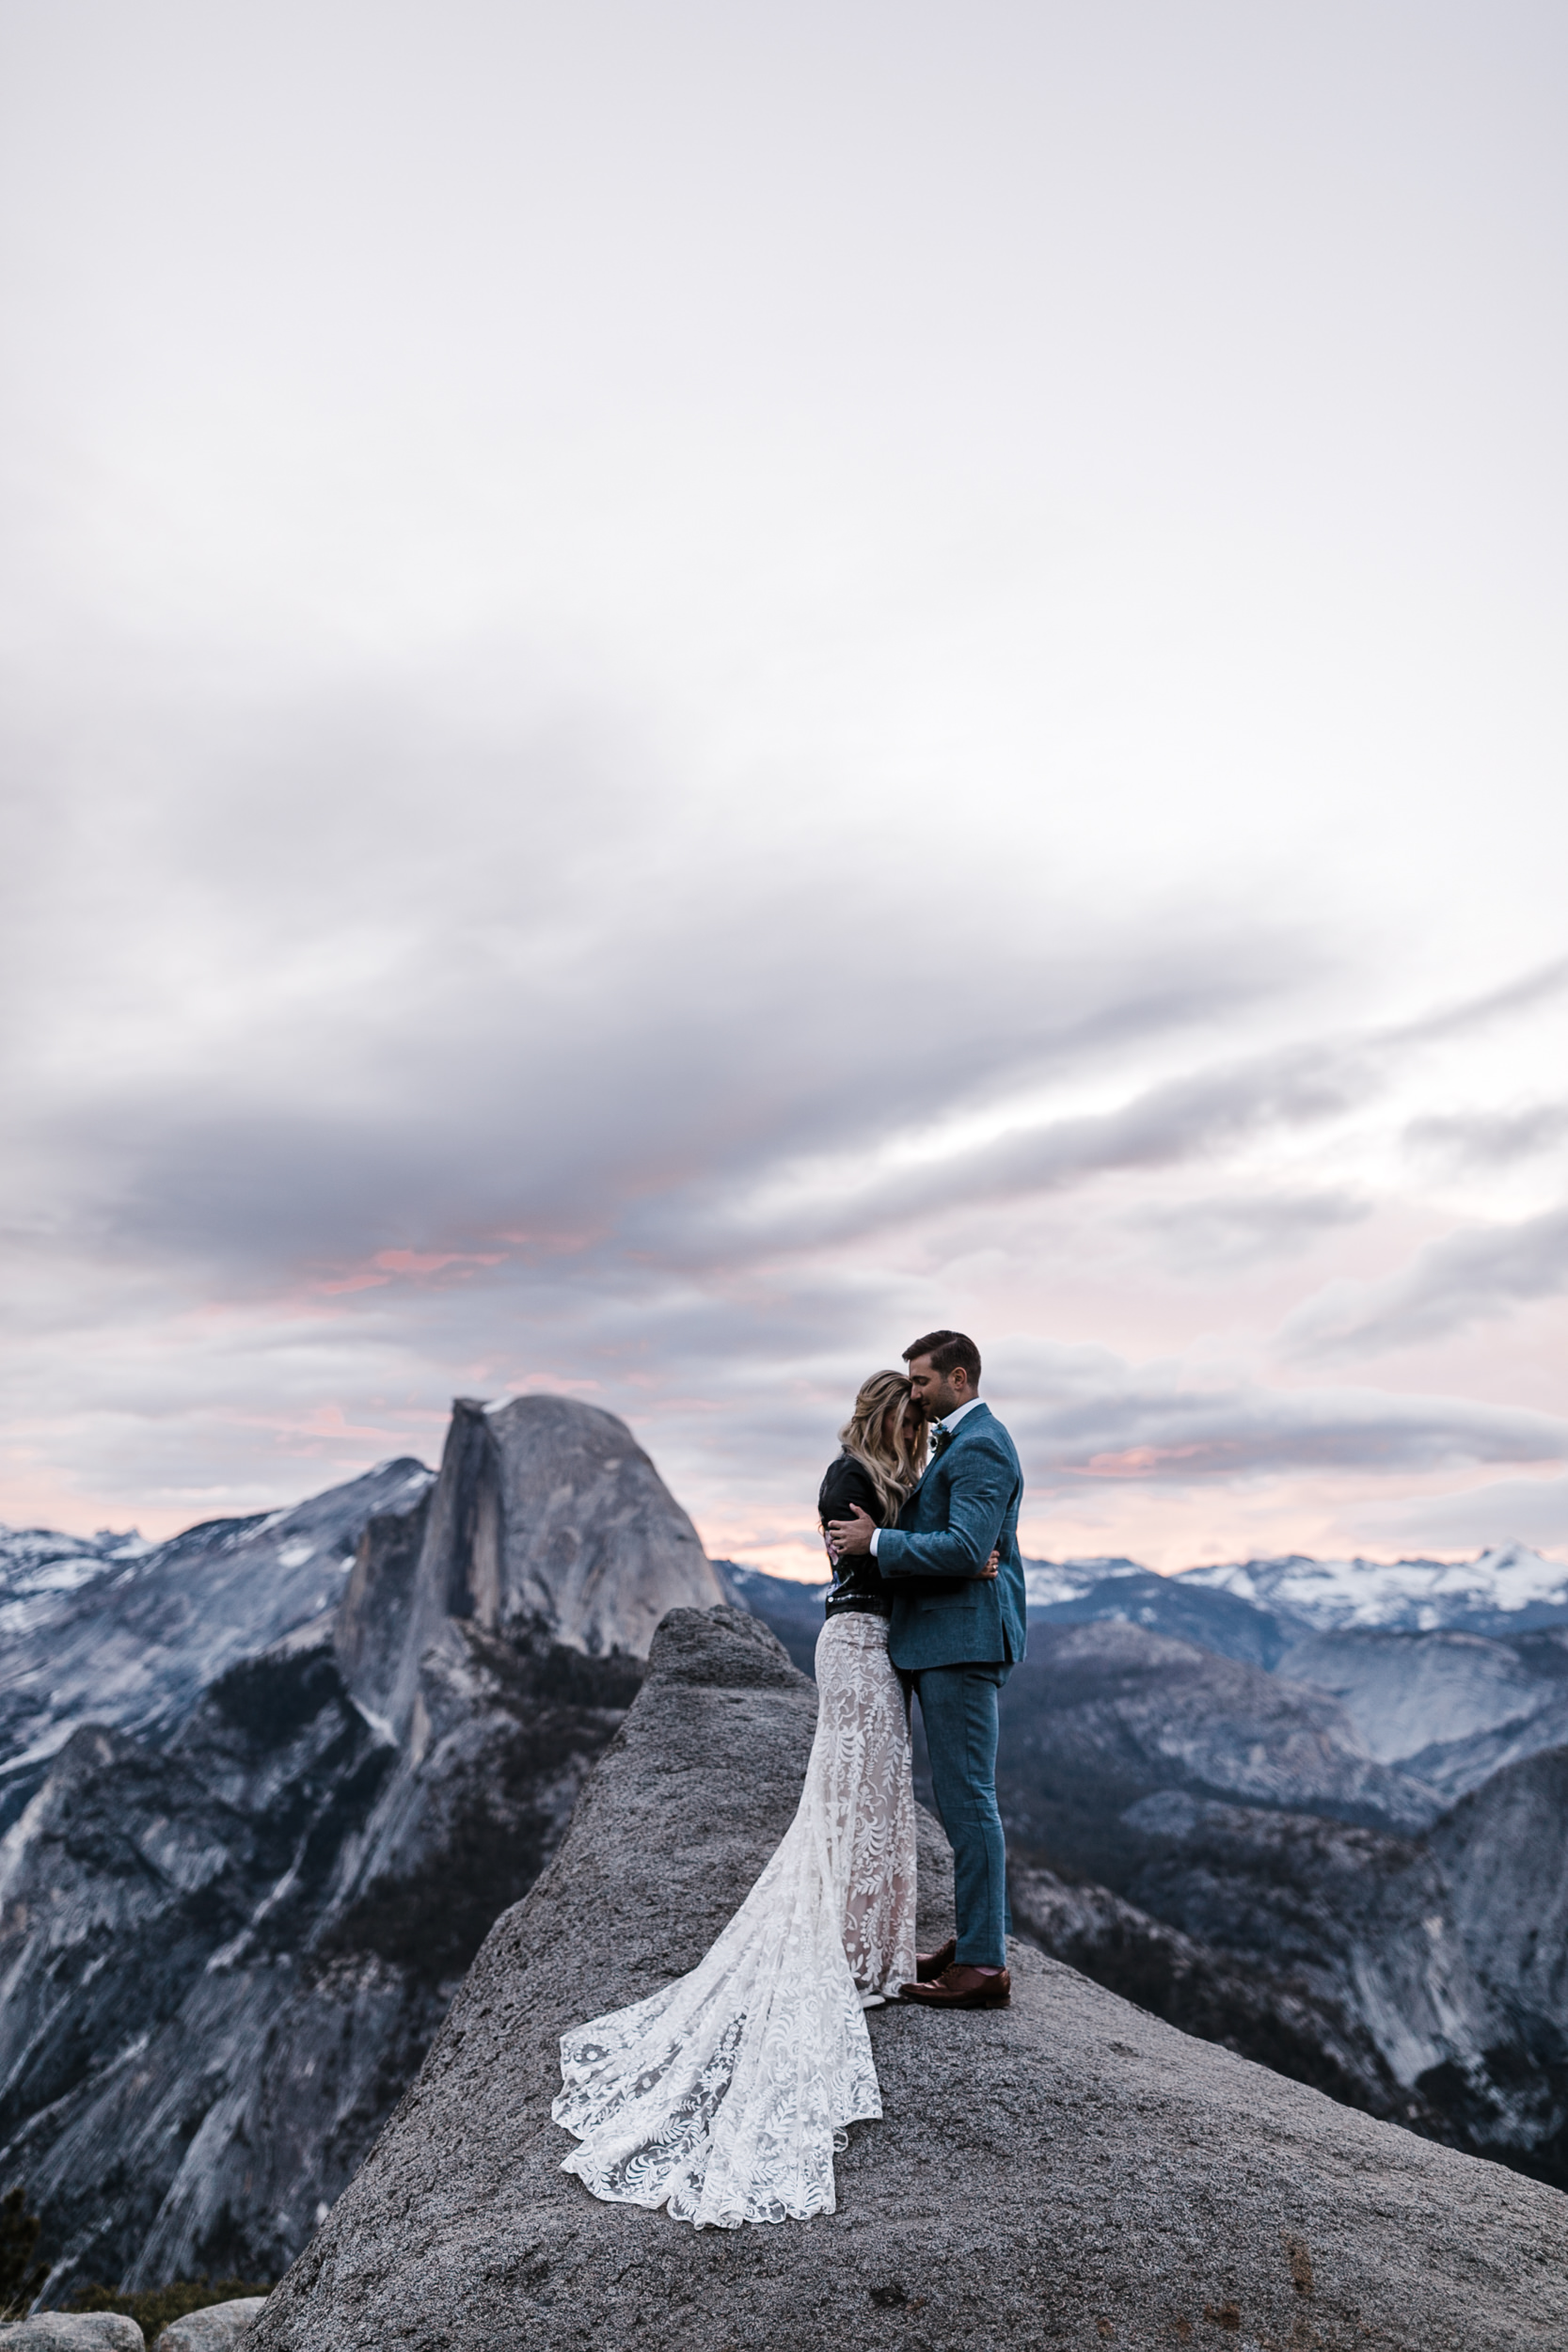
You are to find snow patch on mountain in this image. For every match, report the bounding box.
[1022,1556,1146,1608]
[0,1522,150,1594]
[1179,1542,1568,1631]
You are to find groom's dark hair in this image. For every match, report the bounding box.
[903,1329,981,1387]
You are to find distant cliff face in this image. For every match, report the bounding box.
[479,1393,722,1656]
[995,1619,1441,1840]
[1274,1624,1568,1801]
[339,1395,722,1747]
[1020,1553,1568,1802]
[1005,1753,1568,2187]
[0,1396,716,2303]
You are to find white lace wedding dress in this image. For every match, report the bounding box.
[553,1608,917,2229]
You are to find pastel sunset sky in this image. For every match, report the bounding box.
[3,2,1564,1578]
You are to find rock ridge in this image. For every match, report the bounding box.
[250,1606,1568,2352]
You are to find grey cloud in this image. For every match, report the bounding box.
[1129,1188,1370,1276]
[1280,1203,1568,1360]
[1351,1473,1568,1558]
[16,1252,1564,1537]
[7,661,1566,1540]
[33,842,1308,1287]
[882,1042,1375,1214]
[1384,955,1568,1051]
[641,960,1568,1267]
[1404,1103,1568,1171]
[643,1037,1385,1267]
[18,916,1561,1470]
[989,1338,1568,1486]
[13,636,1559,1311]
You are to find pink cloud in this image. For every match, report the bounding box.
[1080,1443,1218,1478]
[313,1248,507,1296]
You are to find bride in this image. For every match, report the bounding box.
[552,1370,949,2229]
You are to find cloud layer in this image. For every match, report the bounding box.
[3,1,1566,1573]
[1284,1205,1568,1361]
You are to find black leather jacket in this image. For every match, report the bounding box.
[817,1451,896,1617]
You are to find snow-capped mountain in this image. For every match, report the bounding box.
[0,1523,152,1629]
[1005,1544,1568,1807]
[1014,1543,1568,1635]
[1178,1543,1568,1634]
[1022,1555,1146,1608]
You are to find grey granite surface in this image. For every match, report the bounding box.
[249,1606,1568,2352]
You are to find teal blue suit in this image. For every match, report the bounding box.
[877,1402,1027,1671]
[876,1401,1025,1967]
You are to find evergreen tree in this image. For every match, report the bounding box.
[0,2185,46,2319]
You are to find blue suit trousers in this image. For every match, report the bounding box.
[907,1661,1012,1968]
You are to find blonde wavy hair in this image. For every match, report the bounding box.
[838,1369,927,1521]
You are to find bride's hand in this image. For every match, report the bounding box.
[979,1549,1000,1579]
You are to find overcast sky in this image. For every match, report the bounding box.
[3,1,1565,1575]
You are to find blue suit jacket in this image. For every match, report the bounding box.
[877,1403,1027,1672]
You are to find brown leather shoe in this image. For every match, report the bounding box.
[899,1963,1011,2010]
[915,1935,957,1981]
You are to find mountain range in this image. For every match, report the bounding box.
[0,1461,434,1833]
[2,1445,1565,2303]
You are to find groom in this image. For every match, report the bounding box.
[827,1328,1026,2011]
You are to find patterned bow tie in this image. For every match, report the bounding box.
[930,1425,954,1457]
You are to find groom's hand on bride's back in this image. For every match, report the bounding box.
[824,1509,1001,1577]
[825,1504,878,1555]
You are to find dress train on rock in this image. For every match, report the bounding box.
[552,1609,917,2228]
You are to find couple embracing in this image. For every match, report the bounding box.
[552,1329,1027,2230]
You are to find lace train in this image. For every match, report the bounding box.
[553,1609,917,2228]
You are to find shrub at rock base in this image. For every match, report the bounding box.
[0,2189,47,2322]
